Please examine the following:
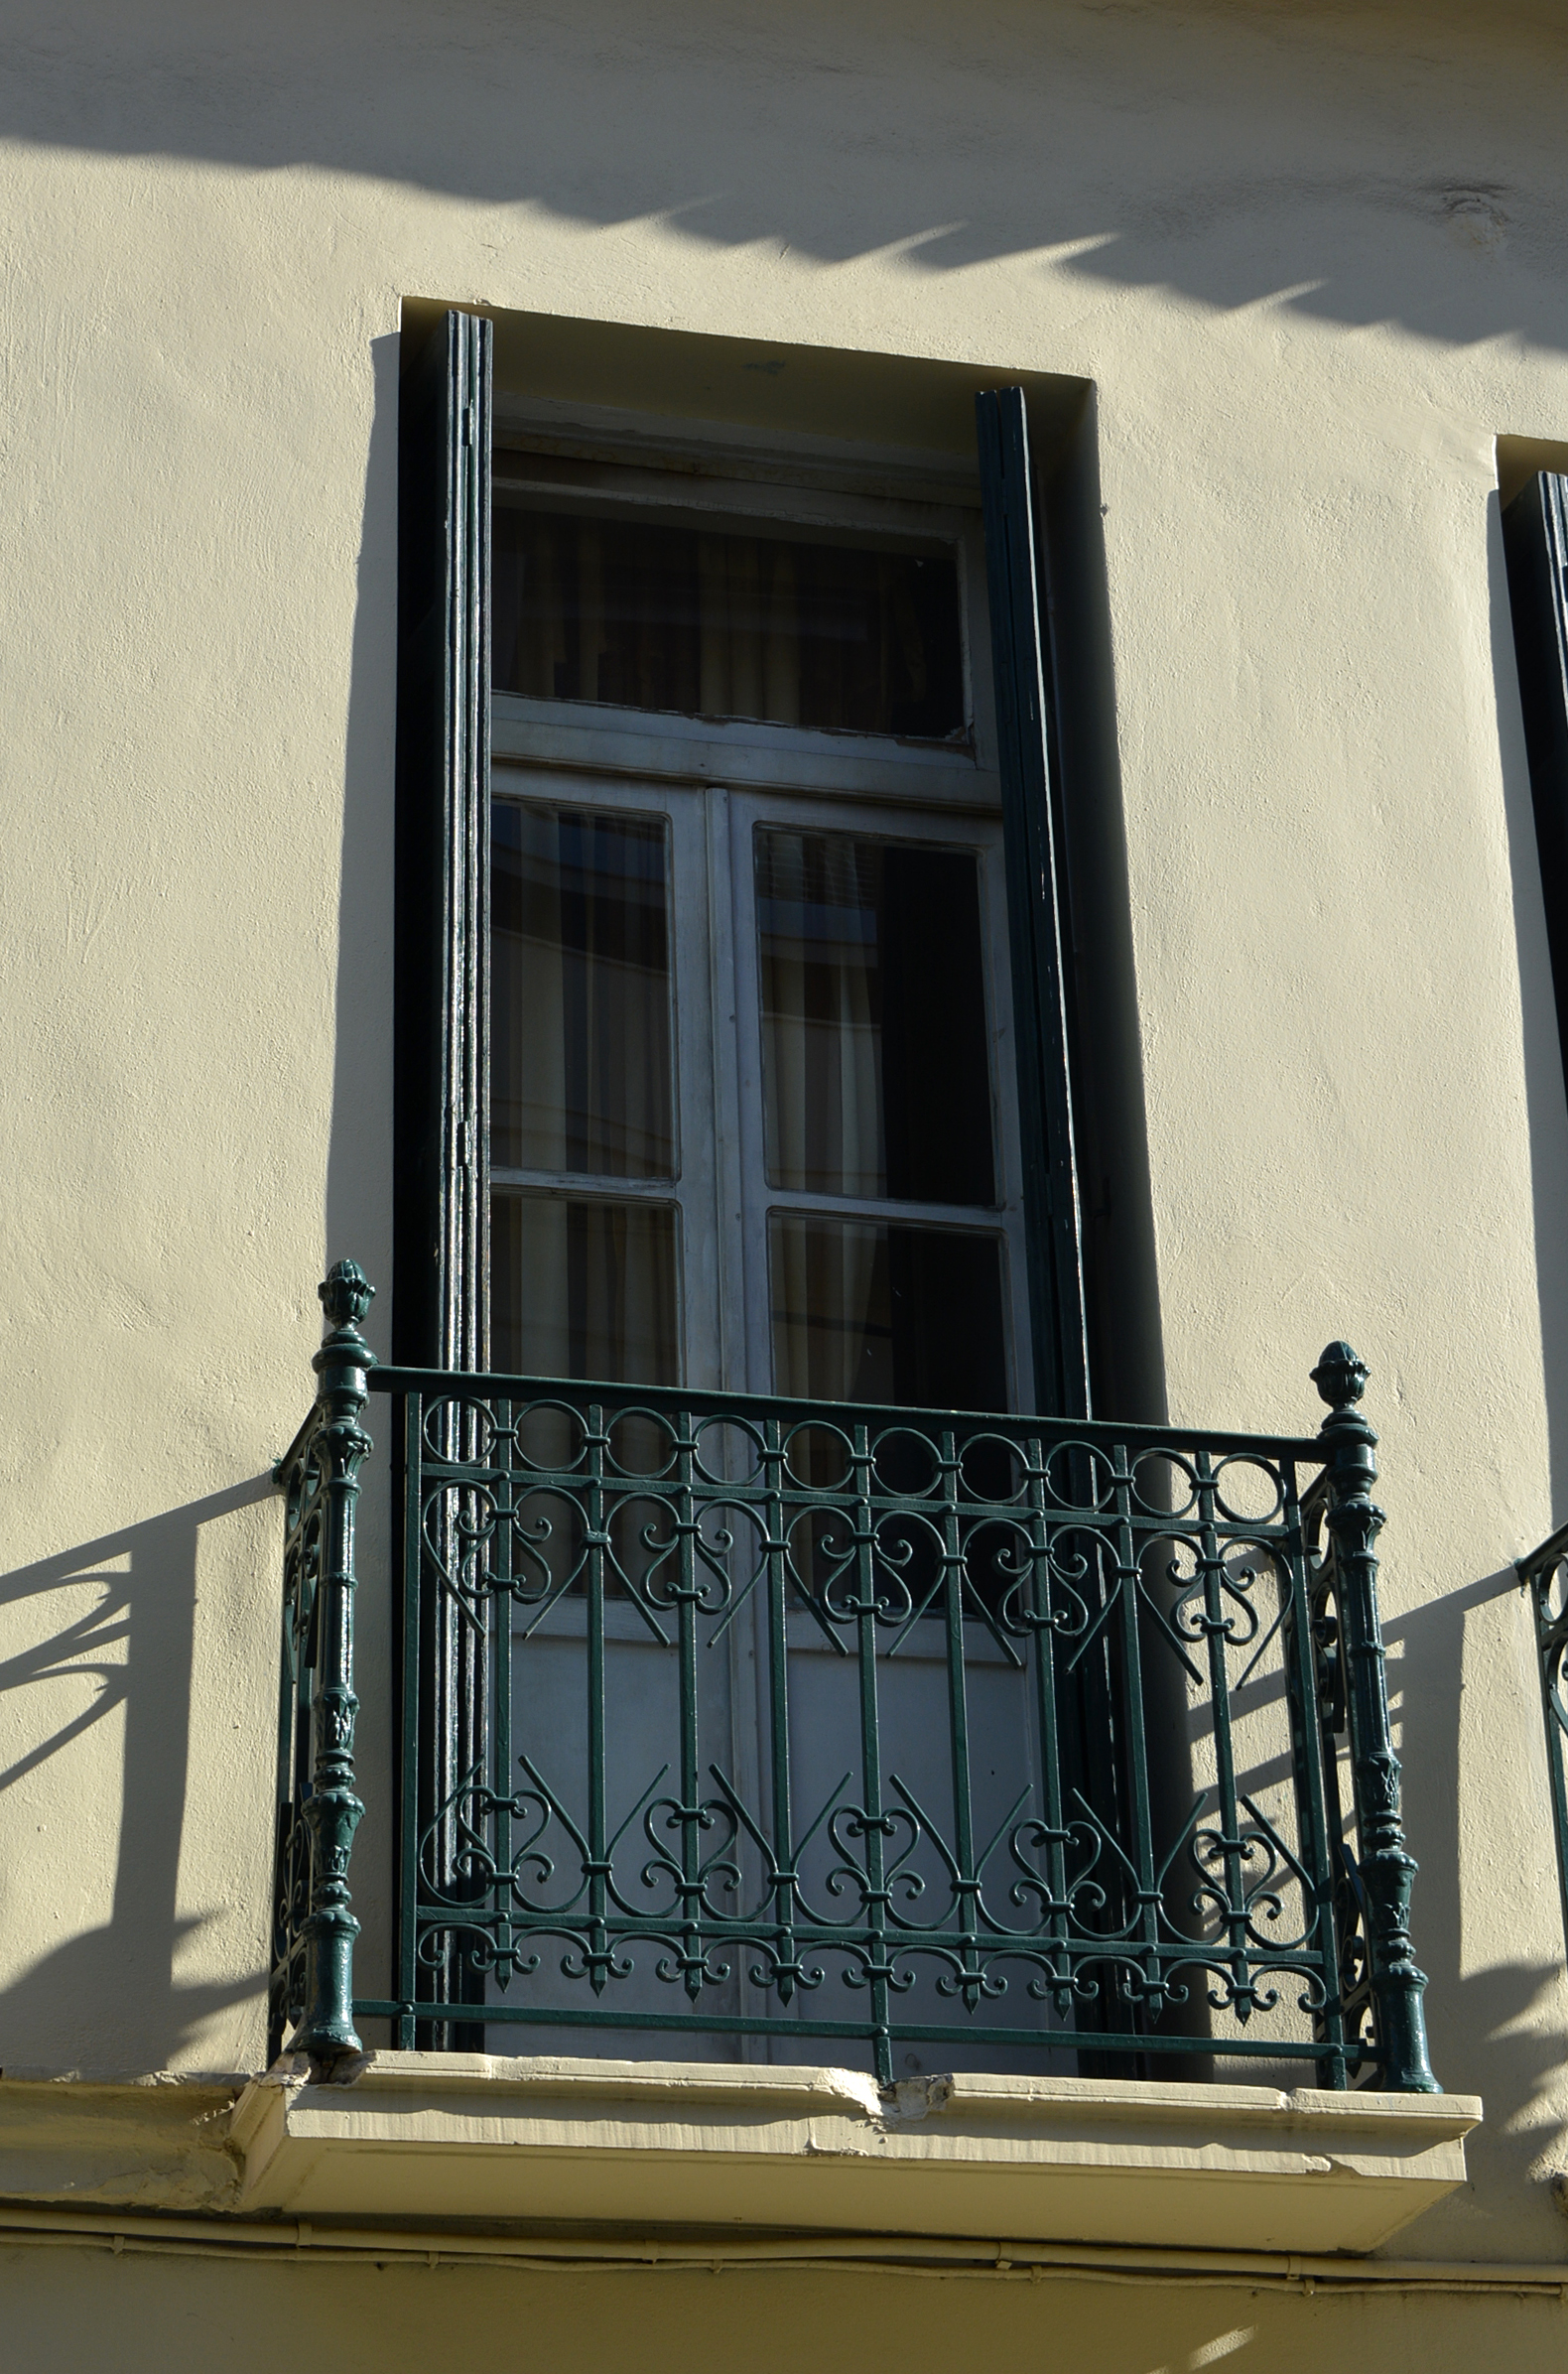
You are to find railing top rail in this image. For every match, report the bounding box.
[361,1363,1328,1466]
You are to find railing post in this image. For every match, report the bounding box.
[294,1259,375,2065]
[1312,1341,1440,2092]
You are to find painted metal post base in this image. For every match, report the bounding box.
[293,1260,374,2067]
[1313,1341,1440,2094]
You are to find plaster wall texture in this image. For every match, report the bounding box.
[1,0,1568,2277]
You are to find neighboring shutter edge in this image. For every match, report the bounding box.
[976,385,1092,1421]
[1503,471,1568,1093]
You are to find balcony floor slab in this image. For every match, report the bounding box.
[230,2051,1479,2255]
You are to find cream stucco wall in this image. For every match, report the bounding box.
[3,0,1568,2333]
[6,2244,1568,2374]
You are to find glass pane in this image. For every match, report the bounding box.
[492,1194,680,1385]
[493,505,964,740]
[769,1215,1007,1410]
[491,803,675,1177]
[756,830,996,1205]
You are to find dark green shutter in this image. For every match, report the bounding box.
[394,308,492,1371]
[976,387,1091,1420]
[1503,472,1568,1089]
[393,310,494,2043]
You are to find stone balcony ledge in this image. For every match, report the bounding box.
[226,2051,1479,2255]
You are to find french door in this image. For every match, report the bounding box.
[485,764,1066,2070]
[489,770,1034,1414]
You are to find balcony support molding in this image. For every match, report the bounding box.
[230,2050,1476,2258]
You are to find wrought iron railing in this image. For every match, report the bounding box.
[1517,1519,1568,1974]
[271,1262,1438,2091]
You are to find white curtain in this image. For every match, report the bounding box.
[759,829,888,1401]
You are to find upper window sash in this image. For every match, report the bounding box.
[490,448,998,806]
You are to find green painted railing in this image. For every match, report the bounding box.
[270,1264,1439,2091]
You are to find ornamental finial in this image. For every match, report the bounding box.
[319,1259,375,1335]
[1312,1340,1368,1413]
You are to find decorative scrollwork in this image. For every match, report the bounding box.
[266,1336,1423,2088]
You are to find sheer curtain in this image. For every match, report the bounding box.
[758,830,886,1401]
[698,535,803,725]
[493,1198,678,1385]
[494,507,963,737]
[491,802,679,1385]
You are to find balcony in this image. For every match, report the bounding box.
[254,1263,1474,2253]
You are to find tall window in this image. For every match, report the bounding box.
[392,312,1103,2067]
[394,311,1089,1424]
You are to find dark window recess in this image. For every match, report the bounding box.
[491,1194,680,1385]
[768,1214,1008,1412]
[492,504,966,740]
[755,829,996,1207]
[491,803,675,1176]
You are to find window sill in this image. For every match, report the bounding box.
[230,2052,1478,2256]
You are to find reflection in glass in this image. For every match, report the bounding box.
[492,803,674,1177]
[493,506,965,741]
[770,1215,1006,1410]
[492,1194,680,1385]
[756,830,995,1205]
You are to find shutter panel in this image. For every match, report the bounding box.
[976,387,1091,1420]
[394,308,492,1371]
[1503,471,1568,1086]
[394,311,493,2043]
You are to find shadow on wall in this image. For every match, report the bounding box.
[1382,1566,1568,2254]
[5,0,1568,354]
[0,1481,273,2073]
[322,330,400,1289]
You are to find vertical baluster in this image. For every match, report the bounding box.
[1111,1438,1162,2025]
[676,1406,706,2001]
[586,1400,610,1994]
[1312,1344,1439,2092]
[294,1260,375,2066]
[491,1394,514,1996]
[269,1436,309,2063]
[1026,1434,1073,2017]
[850,1422,892,2085]
[940,1431,981,2008]
[765,1417,800,2003]
[1192,1447,1250,2021]
[1278,1458,1348,2087]
[397,1390,424,2051]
